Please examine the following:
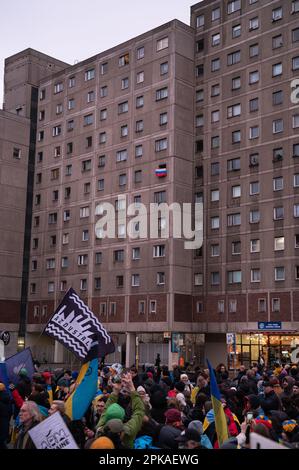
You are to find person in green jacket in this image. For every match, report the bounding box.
[96,372,145,448]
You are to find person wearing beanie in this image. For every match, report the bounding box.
[157,408,183,449]
[188,420,213,449]
[90,436,115,449]
[137,386,152,415]
[96,372,145,448]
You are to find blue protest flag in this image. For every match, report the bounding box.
[6,347,35,384]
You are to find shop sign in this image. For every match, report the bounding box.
[258,322,281,330]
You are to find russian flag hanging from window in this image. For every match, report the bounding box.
[155,167,167,177]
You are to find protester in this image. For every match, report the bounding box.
[14,401,43,449]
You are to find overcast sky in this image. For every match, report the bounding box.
[0,0,198,106]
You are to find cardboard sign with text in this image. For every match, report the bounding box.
[28,411,78,449]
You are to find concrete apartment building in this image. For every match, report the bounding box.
[1,0,299,368]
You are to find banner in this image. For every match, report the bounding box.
[28,411,78,449]
[44,287,115,360]
[6,347,35,384]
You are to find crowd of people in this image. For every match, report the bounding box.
[1,358,299,450]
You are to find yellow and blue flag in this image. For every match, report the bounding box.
[65,342,98,420]
[207,359,229,446]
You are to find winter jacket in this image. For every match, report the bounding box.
[0,390,12,444]
[97,391,145,448]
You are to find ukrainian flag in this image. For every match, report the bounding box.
[207,359,229,447]
[65,343,98,420]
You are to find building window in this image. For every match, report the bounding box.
[150,300,157,314]
[68,98,75,110]
[48,282,55,293]
[227,213,241,226]
[137,46,144,60]
[211,58,220,72]
[138,300,145,315]
[78,254,88,266]
[294,174,299,187]
[80,207,89,218]
[232,76,241,90]
[227,103,241,118]
[227,0,241,14]
[272,63,282,77]
[153,245,165,258]
[80,279,87,291]
[293,115,299,128]
[232,241,241,255]
[274,236,284,251]
[157,272,165,285]
[292,28,299,42]
[294,204,299,218]
[136,71,144,84]
[132,274,140,287]
[56,103,63,114]
[272,90,283,105]
[250,210,260,224]
[114,249,124,262]
[273,147,283,162]
[40,89,46,100]
[212,7,220,21]
[249,126,259,139]
[119,174,127,186]
[97,178,104,191]
[38,131,44,141]
[69,76,75,88]
[249,70,259,84]
[272,34,283,49]
[84,114,93,126]
[157,37,168,51]
[82,160,91,172]
[52,125,62,137]
[82,230,89,242]
[100,108,107,121]
[197,65,204,78]
[211,244,220,257]
[272,298,280,312]
[121,77,129,90]
[228,158,240,171]
[116,149,127,162]
[120,125,128,137]
[275,267,285,281]
[196,14,204,27]
[67,119,74,131]
[251,239,260,253]
[160,112,168,126]
[258,298,266,313]
[232,130,241,143]
[228,50,241,66]
[251,269,261,283]
[94,278,101,290]
[211,136,220,149]
[273,119,283,134]
[85,69,95,81]
[154,191,166,204]
[118,101,128,114]
[160,62,169,75]
[249,98,259,112]
[232,24,241,38]
[99,132,106,144]
[232,185,241,198]
[61,257,68,268]
[62,233,69,245]
[273,177,283,191]
[134,170,142,184]
[54,82,63,94]
[249,43,259,58]
[155,138,167,152]
[211,84,220,96]
[212,33,221,47]
[249,153,259,167]
[272,7,283,22]
[46,258,55,270]
[274,206,284,220]
[194,273,203,286]
[211,162,220,176]
[249,17,259,30]
[196,89,204,102]
[211,272,220,285]
[293,144,299,158]
[228,270,242,284]
[100,62,108,75]
[218,300,225,313]
[156,87,168,101]
[100,86,108,98]
[211,216,220,229]
[98,155,105,168]
[211,189,220,201]
[250,181,259,195]
[135,120,144,133]
[109,302,116,316]
[229,300,237,313]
